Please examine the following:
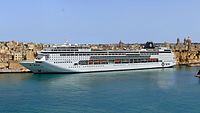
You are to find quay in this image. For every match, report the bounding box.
[0,69,31,73]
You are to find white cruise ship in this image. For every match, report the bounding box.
[20,42,176,74]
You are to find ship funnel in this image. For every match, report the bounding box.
[144,42,155,49]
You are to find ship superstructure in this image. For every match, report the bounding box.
[20,42,176,73]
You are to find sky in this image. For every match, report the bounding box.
[0,0,200,44]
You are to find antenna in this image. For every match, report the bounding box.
[64,40,68,44]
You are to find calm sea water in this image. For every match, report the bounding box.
[0,66,200,113]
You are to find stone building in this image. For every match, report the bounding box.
[25,51,36,60]
[176,38,180,45]
[187,36,192,50]
[13,52,23,61]
[118,40,124,49]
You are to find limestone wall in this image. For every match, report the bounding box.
[174,51,200,65]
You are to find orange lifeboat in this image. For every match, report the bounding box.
[100,60,107,63]
[147,58,158,60]
[114,59,121,63]
[94,60,100,63]
[89,60,93,64]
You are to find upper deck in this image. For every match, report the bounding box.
[41,44,172,54]
[43,44,91,52]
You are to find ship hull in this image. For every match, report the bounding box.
[20,61,176,74]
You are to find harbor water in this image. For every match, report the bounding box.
[0,66,200,113]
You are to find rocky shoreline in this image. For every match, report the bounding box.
[173,37,200,67]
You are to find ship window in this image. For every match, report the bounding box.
[60,53,67,56]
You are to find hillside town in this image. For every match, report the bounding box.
[0,37,200,72]
[0,41,49,72]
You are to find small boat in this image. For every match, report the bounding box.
[194,70,200,78]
